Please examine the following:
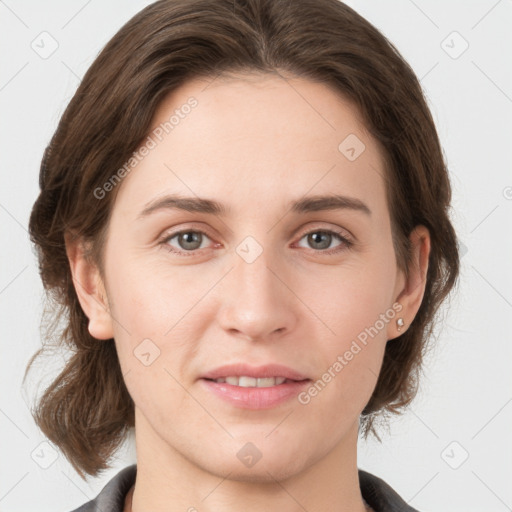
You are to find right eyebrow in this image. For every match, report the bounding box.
[137,194,229,219]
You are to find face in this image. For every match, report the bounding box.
[93,72,410,481]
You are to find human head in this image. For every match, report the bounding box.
[26,0,459,479]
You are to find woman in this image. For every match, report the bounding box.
[25,0,459,511]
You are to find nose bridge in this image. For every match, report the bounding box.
[218,234,295,339]
[235,236,276,298]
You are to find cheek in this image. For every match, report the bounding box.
[297,290,390,432]
[296,253,396,413]
[104,253,206,404]
[302,251,397,348]
[106,248,213,339]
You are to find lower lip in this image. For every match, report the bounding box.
[199,378,311,410]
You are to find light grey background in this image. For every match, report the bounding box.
[1,1,511,511]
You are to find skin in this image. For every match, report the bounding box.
[67,71,430,512]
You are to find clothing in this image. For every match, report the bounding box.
[69,464,420,512]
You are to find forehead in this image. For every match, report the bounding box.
[111,72,388,220]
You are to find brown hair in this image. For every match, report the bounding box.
[25,0,459,479]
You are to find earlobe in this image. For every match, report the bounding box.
[65,234,114,340]
[388,225,431,339]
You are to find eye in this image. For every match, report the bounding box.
[296,229,352,254]
[159,227,353,257]
[161,229,214,255]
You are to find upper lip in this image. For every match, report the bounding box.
[201,363,310,381]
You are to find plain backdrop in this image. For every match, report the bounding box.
[1,1,511,511]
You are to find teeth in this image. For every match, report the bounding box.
[213,376,287,387]
[238,376,257,387]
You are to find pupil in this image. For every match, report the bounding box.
[309,232,330,250]
[181,232,201,250]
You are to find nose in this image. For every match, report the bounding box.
[216,241,298,342]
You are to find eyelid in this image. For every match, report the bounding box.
[298,224,354,242]
[159,223,217,241]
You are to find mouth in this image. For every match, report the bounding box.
[199,363,312,409]
[203,376,309,387]
[201,362,310,382]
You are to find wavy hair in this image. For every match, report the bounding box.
[24,0,459,479]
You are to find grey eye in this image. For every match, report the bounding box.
[297,231,344,251]
[166,231,210,251]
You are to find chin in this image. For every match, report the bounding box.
[195,435,313,484]
[205,454,309,484]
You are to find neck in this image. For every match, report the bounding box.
[129,409,368,512]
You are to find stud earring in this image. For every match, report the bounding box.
[396,318,404,331]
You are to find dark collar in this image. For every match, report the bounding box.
[359,469,420,512]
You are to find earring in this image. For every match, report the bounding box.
[396,318,404,331]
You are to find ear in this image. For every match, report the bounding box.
[65,234,114,340]
[388,225,431,340]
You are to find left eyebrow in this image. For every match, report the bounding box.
[290,194,372,216]
[136,193,371,220]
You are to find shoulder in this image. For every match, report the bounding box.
[358,469,421,512]
[68,464,137,512]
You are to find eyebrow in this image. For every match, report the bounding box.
[137,193,371,219]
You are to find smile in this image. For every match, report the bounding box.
[206,376,292,387]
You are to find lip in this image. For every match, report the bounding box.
[199,363,311,410]
[200,363,309,381]
[199,378,311,410]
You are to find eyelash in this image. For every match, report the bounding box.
[159,227,353,257]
